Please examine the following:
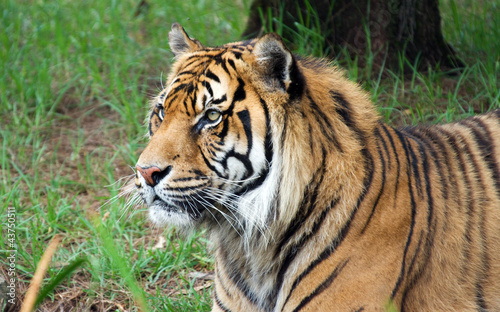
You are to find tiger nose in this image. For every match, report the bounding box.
[136,165,172,187]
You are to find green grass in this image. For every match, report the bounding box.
[0,0,498,311]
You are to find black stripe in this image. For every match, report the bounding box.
[164,94,178,110]
[168,79,180,89]
[167,191,211,200]
[439,128,475,274]
[220,149,254,179]
[212,113,230,142]
[361,128,386,234]
[199,146,225,178]
[182,55,212,70]
[232,78,246,103]
[176,70,194,77]
[239,98,274,194]
[290,260,349,312]
[307,93,343,152]
[452,129,490,311]
[239,167,268,194]
[476,186,490,311]
[172,175,205,183]
[171,82,193,96]
[406,129,442,277]
[281,112,288,150]
[205,81,214,98]
[415,134,435,242]
[185,96,192,115]
[399,133,438,311]
[261,98,273,170]
[381,124,401,201]
[308,122,314,153]
[391,129,417,300]
[402,129,423,198]
[237,110,253,155]
[330,91,364,143]
[204,69,220,83]
[227,59,237,72]
[377,124,392,169]
[387,134,433,292]
[407,129,439,262]
[201,94,207,109]
[212,53,231,75]
[220,60,230,76]
[408,127,448,200]
[181,54,203,67]
[399,232,424,312]
[212,95,227,105]
[148,109,158,136]
[214,291,232,312]
[419,126,462,235]
[208,141,224,152]
[462,119,500,198]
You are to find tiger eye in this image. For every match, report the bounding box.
[207,110,221,121]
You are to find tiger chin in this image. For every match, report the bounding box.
[133,23,500,312]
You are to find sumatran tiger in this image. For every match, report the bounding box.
[132,24,500,311]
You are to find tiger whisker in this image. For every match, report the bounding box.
[98,176,137,213]
[198,190,244,226]
[202,187,271,242]
[211,175,262,186]
[197,191,245,238]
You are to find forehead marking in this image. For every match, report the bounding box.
[163,48,247,116]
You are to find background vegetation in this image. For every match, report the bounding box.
[0,0,498,311]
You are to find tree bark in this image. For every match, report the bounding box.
[242,0,464,72]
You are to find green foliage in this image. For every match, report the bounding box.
[0,0,497,310]
[35,257,89,308]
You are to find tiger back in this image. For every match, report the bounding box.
[133,24,500,311]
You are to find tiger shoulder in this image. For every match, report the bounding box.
[132,24,500,312]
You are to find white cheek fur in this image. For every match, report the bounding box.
[148,205,193,228]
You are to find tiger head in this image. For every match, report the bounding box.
[135,24,305,234]
[135,24,376,240]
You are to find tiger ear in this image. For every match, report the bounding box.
[253,33,294,92]
[168,23,204,59]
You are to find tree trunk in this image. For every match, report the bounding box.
[242,0,464,72]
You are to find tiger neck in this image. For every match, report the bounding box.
[212,151,372,311]
[212,126,378,311]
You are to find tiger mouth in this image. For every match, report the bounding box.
[151,195,206,219]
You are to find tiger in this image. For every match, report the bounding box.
[133,23,500,312]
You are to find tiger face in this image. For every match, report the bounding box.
[135,24,295,231]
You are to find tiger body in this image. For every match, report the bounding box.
[134,24,500,311]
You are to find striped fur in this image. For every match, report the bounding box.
[133,24,500,311]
